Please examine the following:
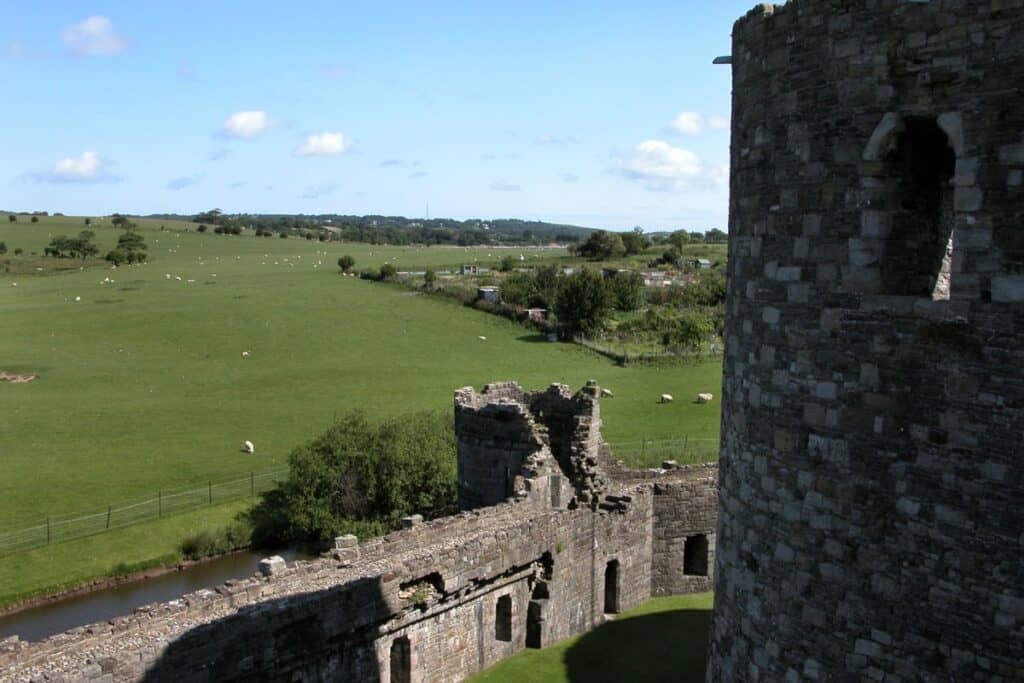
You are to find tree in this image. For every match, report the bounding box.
[682,269,727,307]
[0,242,6,255]
[7,215,15,223]
[197,224,208,233]
[30,216,39,224]
[248,411,457,544]
[662,310,717,352]
[532,266,561,309]
[621,228,649,256]
[379,263,397,280]
[609,271,645,311]
[660,246,682,267]
[84,218,92,226]
[337,255,355,273]
[71,230,98,261]
[705,228,727,243]
[108,230,147,264]
[574,230,626,260]
[110,214,136,231]
[500,271,538,307]
[424,269,437,288]
[499,255,515,272]
[554,268,614,336]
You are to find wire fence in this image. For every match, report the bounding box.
[0,468,288,558]
[607,436,720,468]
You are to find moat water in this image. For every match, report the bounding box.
[0,548,312,643]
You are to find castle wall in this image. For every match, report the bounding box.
[651,471,718,597]
[709,2,1024,681]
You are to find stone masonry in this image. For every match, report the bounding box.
[0,382,717,682]
[708,2,1024,681]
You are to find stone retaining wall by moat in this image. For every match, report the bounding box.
[1,381,718,682]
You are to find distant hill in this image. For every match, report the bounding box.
[142,212,594,246]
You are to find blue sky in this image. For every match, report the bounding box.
[1,1,752,231]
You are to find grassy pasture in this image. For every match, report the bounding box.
[0,216,723,602]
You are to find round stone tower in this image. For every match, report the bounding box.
[709,2,1024,680]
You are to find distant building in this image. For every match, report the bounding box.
[477,286,500,303]
[460,264,480,275]
[525,308,547,322]
[693,259,713,269]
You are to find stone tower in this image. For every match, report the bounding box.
[709,2,1024,681]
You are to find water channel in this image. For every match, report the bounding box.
[0,548,312,643]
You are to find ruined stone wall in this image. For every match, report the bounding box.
[709,2,1024,681]
[651,467,718,597]
[2,382,718,682]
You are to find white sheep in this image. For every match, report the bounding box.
[243,440,255,454]
[478,335,487,341]
[241,351,250,358]
[601,388,614,398]
[660,394,674,404]
[697,393,714,403]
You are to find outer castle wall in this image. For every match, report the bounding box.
[2,382,718,682]
[709,2,1024,681]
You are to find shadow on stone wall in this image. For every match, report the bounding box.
[140,578,388,683]
[562,605,711,683]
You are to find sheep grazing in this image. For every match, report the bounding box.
[660,394,674,403]
[601,388,614,398]
[478,335,487,341]
[241,351,250,358]
[697,393,714,404]
[243,440,255,454]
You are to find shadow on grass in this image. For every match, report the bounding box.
[563,607,711,683]
[517,333,552,344]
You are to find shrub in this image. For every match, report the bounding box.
[682,269,726,307]
[14,248,22,256]
[499,256,515,272]
[337,255,355,273]
[30,216,39,223]
[358,268,379,281]
[424,269,437,288]
[248,411,457,545]
[379,263,397,280]
[105,248,128,265]
[7,215,15,223]
[197,224,208,233]
[0,242,6,255]
[180,519,253,560]
[609,271,645,311]
[279,232,288,239]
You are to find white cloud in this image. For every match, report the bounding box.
[221,111,270,139]
[40,151,119,183]
[490,180,521,192]
[61,16,129,56]
[294,132,351,157]
[667,111,703,135]
[708,115,730,131]
[614,140,725,192]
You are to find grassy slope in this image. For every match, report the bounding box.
[470,593,714,683]
[0,217,723,601]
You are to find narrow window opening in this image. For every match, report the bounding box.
[880,117,956,299]
[683,534,709,576]
[603,559,620,615]
[526,600,544,648]
[495,595,513,642]
[390,636,411,683]
[550,474,561,508]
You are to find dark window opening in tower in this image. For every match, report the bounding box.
[603,559,620,615]
[684,534,709,576]
[390,636,411,683]
[881,117,956,299]
[495,594,513,641]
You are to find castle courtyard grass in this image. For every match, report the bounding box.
[470,592,714,683]
[0,218,723,603]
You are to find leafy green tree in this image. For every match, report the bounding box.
[682,269,727,307]
[6,215,15,223]
[705,228,727,243]
[575,230,626,260]
[499,255,515,272]
[0,242,7,255]
[71,230,99,260]
[554,268,614,336]
[110,214,136,231]
[197,224,208,233]
[379,263,398,280]
[30,216,39,224]
[108,230,147,264]
[660,247,682,267]
[84,218,92,226]
[337,255,355,273]
[609,271,645,311]
[424,269,437,288]
[662,310,717,352]
[105,248,128,266]
[621,228,649,256]
[248,411,457,544]
[500,271,538,306]
[532,266,561,309]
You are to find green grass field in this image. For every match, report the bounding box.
[470,593,713,683]
[0,216,723,603]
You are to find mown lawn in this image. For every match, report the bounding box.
[0,217,723,602]
[471,593,714,683]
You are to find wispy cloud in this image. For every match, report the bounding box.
[220,110,270,139]
[301,182,339,200]
[61,16,130,57]
[665,111,729,136]
[536,135,578,146]
[294,132,351,157]
[166,176,199,191]
[612,140,724,192]
[408,171,428,180]
[560,173,580,183]
[34,151,120,184]
[379,159,403,167]
[490,180,521,192]
[208,148,231,162]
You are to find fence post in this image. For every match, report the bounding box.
[209,481,213,505]
[158,491,162,517]
[251,471,255,497]
[106,506,111,529]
